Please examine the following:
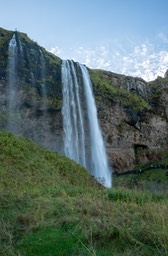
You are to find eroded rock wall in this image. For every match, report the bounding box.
[90,69,168,172]
[0,28,168,173]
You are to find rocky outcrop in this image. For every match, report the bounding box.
[89,69,168,172]
[0,28,63,152]
[0,27,168,173]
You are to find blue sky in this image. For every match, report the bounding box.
[1,0,168,81]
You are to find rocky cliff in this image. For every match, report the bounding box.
[0,27,168,173]
[0,27,63,153]
[90,69,168,172]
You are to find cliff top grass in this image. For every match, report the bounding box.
[89,69,151,112]
[0,132,168,255]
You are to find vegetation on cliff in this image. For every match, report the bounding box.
[89,69,151,112]
[0,28,14,78]
[0,132,168,255]
[0,28,168,255]
[0,27,62,108]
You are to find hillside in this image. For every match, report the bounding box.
[0,27,168,254]
[0,27,168,173]
[0,132,168,255]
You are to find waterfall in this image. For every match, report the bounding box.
[39,50,49,145]
[62,60,86,168]
[18,36,23,57]
[61,60,112,188]
[7,33,18,133]
[40,50,47,112]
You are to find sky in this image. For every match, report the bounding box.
[1,0,168,81]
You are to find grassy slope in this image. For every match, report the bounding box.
[0,132,168,256]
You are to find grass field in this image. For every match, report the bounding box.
[0,131,168,255]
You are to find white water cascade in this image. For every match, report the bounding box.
[61,60,112,187]
[62,60,86,168]
[7,33,18,132]
[40,50,47,111]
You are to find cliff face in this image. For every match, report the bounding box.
[0,28,168,173]
[90,69,168,172]
[0,28,64,153]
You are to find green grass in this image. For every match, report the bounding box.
[19,227,80,256]
[113,149,168,196]
[89,69,151,111]
[0,131,168,255]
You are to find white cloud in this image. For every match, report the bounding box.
[122,44,168,81]
[49,41,168,82]
[50,46,63,57]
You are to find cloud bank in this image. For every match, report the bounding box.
[50,41,168,82]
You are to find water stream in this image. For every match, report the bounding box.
[61,60,112,187]
[7,33,18,132]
